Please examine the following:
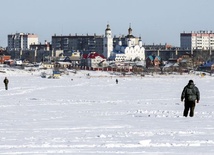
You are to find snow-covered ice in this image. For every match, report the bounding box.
[0,68,214,154]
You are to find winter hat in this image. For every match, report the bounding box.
[188,80,194,84]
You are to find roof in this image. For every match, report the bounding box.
[200,62,214,67]
[163,62,179,68]
[105,24,111,31]
[87,52,105,59]
[156,56,161,61]
[56,62,71,65]
[82,52,105,59]
[147,55,161,61]
[148,55,154,61]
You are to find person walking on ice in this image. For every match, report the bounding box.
[116,79,118,84]
[3,77,9,90]
[181,80,200,117]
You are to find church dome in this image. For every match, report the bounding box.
[126,25,135,38]
[128,27,132,32]
[105,24,111,31]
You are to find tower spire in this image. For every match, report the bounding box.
[128,23,132,35]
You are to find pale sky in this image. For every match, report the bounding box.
[0,0,214,47]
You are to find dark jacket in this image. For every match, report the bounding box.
[3,78,9,84]
[181,83,200,102]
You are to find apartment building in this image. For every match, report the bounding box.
[8,33,39,50]
[51,34,104,54]
[180,31,214,50]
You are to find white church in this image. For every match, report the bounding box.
[103,24,145,62]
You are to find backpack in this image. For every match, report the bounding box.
[186,87,197,101]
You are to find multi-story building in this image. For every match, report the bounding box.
[8,33,39,51]
[30,40,51,51]
[180,31,214,50]
[51,34,103,54]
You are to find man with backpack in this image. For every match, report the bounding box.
[181,80,200,117]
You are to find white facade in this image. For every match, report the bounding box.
[180,31,214,50]
[8,33,38,50]
[112,38,145,61]
[87,52,106,68]
[103,25,145,62]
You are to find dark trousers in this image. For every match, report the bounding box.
[5,84,8,90]
[183,101,196,117]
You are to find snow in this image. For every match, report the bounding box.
[0,68,214,154]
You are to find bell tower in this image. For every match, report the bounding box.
[103,24,113,59]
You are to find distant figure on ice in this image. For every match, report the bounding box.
[3,77,9,90]
[181,80,200,117]
[116,79,118,84]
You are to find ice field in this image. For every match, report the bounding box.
[0,69,214,154]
